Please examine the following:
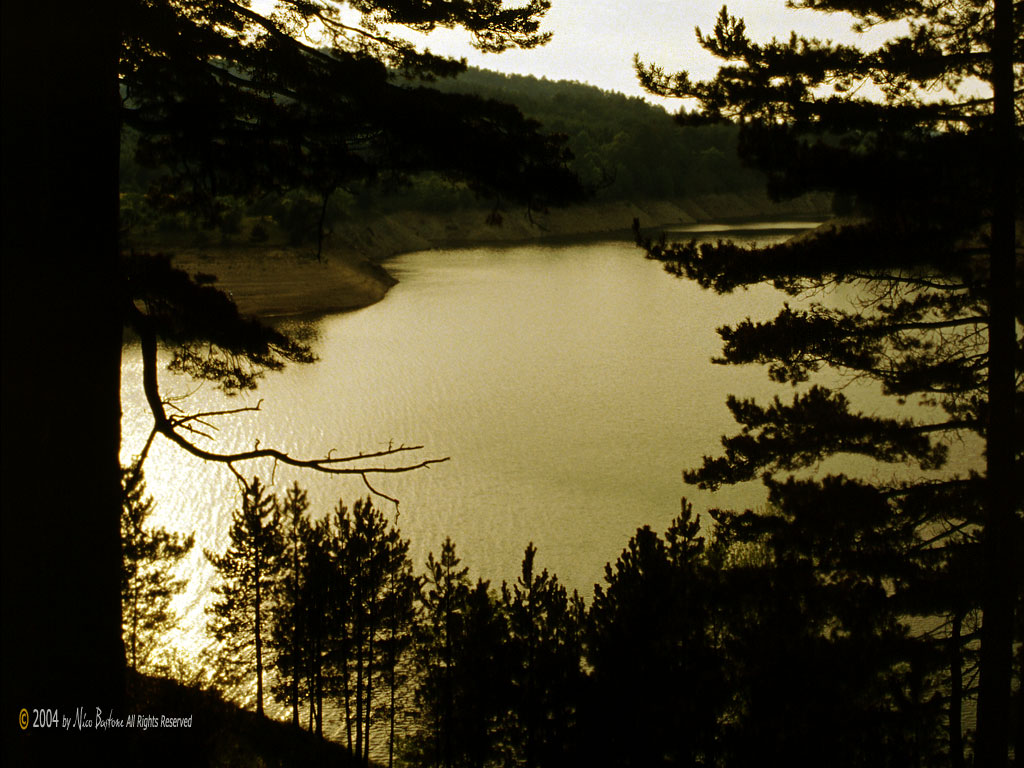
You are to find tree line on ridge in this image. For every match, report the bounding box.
[118,68,765,249]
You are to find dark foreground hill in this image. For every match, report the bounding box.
[10,671,361,767]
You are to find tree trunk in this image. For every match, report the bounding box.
[976,0,1018,765]
[2,0,124,762]
[365,624,375,766]
[950,613,965,768]
[316,646,324,738]
[355,622,364,761]
[292,541,300,727]
[344,651,353,750]
[131,582,140,671]
[388,603,399,768]
[255,547,264,717]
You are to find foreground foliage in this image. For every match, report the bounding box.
[173,477,966,766]
[634,1,1022,763]
[121,462,194,674]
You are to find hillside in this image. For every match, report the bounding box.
[423,67,766,201]
[119,67,831,319]
[120,66,819,253]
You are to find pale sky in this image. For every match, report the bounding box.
[409,0,903,105]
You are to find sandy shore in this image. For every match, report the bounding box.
[161,191,833,320]
[167,246,397,320]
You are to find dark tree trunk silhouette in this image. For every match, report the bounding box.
[976,3,1018,765]
[2,2,124,762]
[255,546,264,716]
[950,612,965,768]
[316,188,333,263]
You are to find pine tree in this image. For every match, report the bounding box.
[322,497,416,764]
[378,517,421,768]
[499,544,584,768]
[455,578,512,768]
[120,461,194,673]
[635,2,1021,762]
[205,476,283,716]
[709,483,949,766]
[303,515,336,737]
[269,482,312,727]
[584,503,723,767]
[411,540,479,768]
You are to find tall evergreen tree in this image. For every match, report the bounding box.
[378,518,421,768]
[711,484,948,766]
[269,482,313,727]
[414,538,472,768]
[120,461,195,673]
[205,476,283,716]
[322,496,416,764]
[635,2,1021,762]
[303,515,337,737]
[584,502,723,767]
[411,538,511,768]
[499,544,584,768]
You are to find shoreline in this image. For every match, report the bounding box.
[160,191,833,320]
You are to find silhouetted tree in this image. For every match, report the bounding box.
[318,497,415,764]
[410,538,512,768]
[269,482,313,727]
[3,3,124,737]
[584,502,723,767]
[205,477,283,716]
[636,2,1021,761]
[456,579,513,768]
[303,515,336,737]
[120,461,195,673]
[378,518,421,768]
[412,538,471,768]
[708,483,948,767]
[498,544,584,768]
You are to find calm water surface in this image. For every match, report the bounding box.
[120,221,981,671]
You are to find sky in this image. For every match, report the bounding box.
[405,0,902,106]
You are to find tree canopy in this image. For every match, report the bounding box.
[119,66,772,247]
[634,1,1021,763]
[121,0,581,228]
[121,462,194,674]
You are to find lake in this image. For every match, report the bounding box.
[119,219,982,671]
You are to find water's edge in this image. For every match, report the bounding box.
[165,193,833,320]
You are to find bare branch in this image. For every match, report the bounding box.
[177,423,216,441]
[360,473,401,508]
[227,463,250,490]
[136,425,159,468]
[170,401,265,428]
[130,301,449,501]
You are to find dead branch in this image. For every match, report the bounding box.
[129,302,449,504]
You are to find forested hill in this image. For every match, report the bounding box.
[422,67,764,201]
[119,68,785,248]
